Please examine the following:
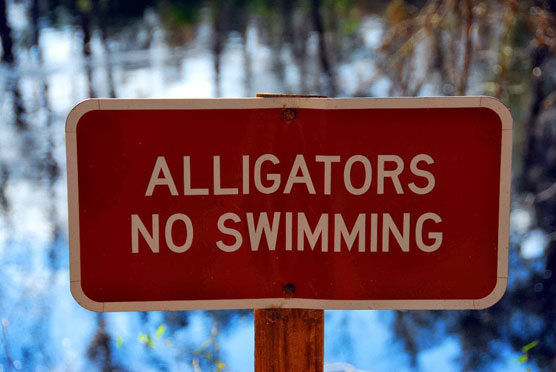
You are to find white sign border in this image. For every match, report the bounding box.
[66,96,512,312]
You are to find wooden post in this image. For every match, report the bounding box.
[254,93,325,372]
[255,309,324,372]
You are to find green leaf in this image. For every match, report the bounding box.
[522,340,538,353]
[155,324,166,339]
[116,336,123,348]
[77,0,92,12]
[216,361,226,371]
[517,354,528,364]
[139,334,155,348]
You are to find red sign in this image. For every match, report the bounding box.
[66,97,512,311]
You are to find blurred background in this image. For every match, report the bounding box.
[0,0,555,371]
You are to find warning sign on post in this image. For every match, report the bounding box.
[66,97,512,312]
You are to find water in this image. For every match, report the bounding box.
[1,0,555,371]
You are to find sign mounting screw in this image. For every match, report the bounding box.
[282,109,297,123]
[283,283,296,296]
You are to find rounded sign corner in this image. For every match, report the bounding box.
[66,99,100,134]
[479,96,513,130]
[473,276,508,310]
[70,281,105,312]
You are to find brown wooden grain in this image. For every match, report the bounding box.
[254,308,324,372]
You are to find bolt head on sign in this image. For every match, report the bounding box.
[66,97,512,312]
